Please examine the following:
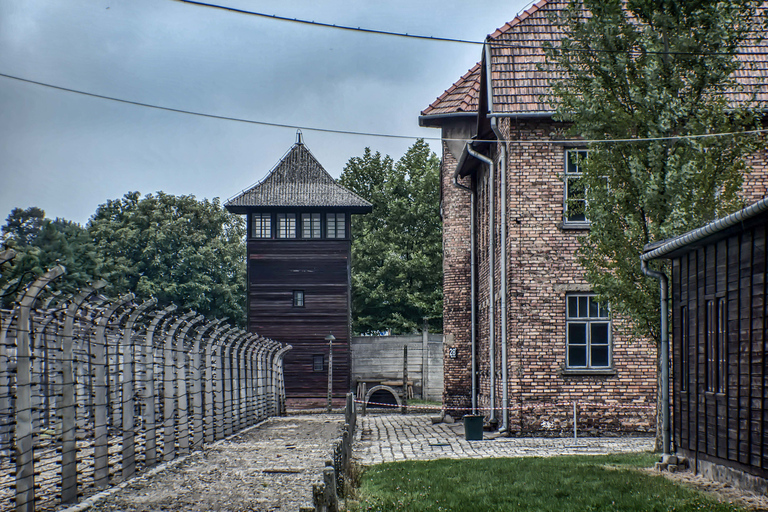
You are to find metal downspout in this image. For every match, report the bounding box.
[491,116,509,432]
[466,145,495,422]
[641,259,671,461]
[452,165,477,413]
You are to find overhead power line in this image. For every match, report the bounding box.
[2,71,766,145]
[173,0,768,57]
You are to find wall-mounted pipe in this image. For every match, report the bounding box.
[640,259,671,461]
[490,116,509,433]
[466,145,496,422]
[452,162,477,413]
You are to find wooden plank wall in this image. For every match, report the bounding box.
[350,334,443,400]
[248,240,351,398]
[672,217,767,479]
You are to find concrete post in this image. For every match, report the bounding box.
[121,298,156,481]
[422,318,429,400]
[204,325,230,444]
[163,311,195,462]
[60,280,106,504]
[177,314,204,456]
[142,305,176,468]
[402,345,408,414]
[92,294,134,488]
[192,320,220,450]
[14,266,64,512]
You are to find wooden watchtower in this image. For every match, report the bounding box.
[225,134,371,400]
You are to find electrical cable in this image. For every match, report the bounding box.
[173,0,768,57]
[1,72,766,145]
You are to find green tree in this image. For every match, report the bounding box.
[88,192,247,325]
[340,140,442,334]
[545,0,763,342]
[1,208,100,302]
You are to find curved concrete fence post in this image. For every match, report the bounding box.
[176,314,204,456]
[60,280,106,504]
[204,325,230,444]
[14,265,65,512]
[234,333,252,432]
[215,328,236,441]
[266,341,281,417]
[142,305,176,469]
[255,339,266,420]
[108,304,135,433]
[244,335,259,427]
[223,331,246,437]
[273,345,292,416]
[163,311,195,462]
[192,319,220,450]
[92,293,134,489]
[32,307,58,431]
[121,298,156,481]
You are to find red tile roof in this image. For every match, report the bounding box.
[421,62,482,116]
[422,0,768,118]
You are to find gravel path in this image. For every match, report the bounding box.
[82,415,342,512]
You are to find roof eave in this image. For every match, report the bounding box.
[418,112,478,128]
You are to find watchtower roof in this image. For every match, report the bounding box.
[226,139,372,214]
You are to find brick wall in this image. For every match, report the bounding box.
[441,117,767,434]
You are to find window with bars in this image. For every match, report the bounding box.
[276,213,297,238]
[326,213,346,239]
[681,306,688,392]
[251,213,271,238]
[293,290,304,307]
[564,149,590,225]
[566,294,611,369]
[313,355,324,372]
[302,213,321,239]
[706,298,727,393]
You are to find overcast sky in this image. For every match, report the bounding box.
[0,0,531,225]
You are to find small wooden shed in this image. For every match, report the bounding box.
[226,134,371,399]
[643,196,768,493]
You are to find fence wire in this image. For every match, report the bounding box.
[0,267,290,512]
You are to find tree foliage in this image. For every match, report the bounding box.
[339,140,442,334]
[88,192,246,325]
[545,0,763,342]
[1,193,247,326]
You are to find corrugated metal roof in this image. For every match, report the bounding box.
[225,142,372,213]
[422,0,768,117]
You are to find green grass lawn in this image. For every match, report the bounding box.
[350,453,746,512]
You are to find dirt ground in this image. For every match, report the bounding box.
[82,415,342,512]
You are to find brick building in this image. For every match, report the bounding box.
[419,0,768,434]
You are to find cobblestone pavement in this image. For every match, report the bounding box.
[83,415,342,512]
[354,414,655,465]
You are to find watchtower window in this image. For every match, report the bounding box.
[277,214,297,238]
[326,213,346,239]
[252,213,271,238]
[302,213,321,239]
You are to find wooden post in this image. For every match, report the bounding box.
[402,345,408,414]
[422,317,429,400]
[326,334,335,413]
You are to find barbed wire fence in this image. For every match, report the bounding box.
[0,256,290,512]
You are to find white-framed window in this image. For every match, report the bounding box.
[302,213,321,239]
[293,290,304,307]
[252,213,271,238]
[566,294,611,369]
[276,213,297,238]
[326,213,346,239]
[564,149,590,226]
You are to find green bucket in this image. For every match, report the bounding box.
[463,415,484,441]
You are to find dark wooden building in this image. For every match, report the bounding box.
[226,135,371,399]
[643,196,768,493]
